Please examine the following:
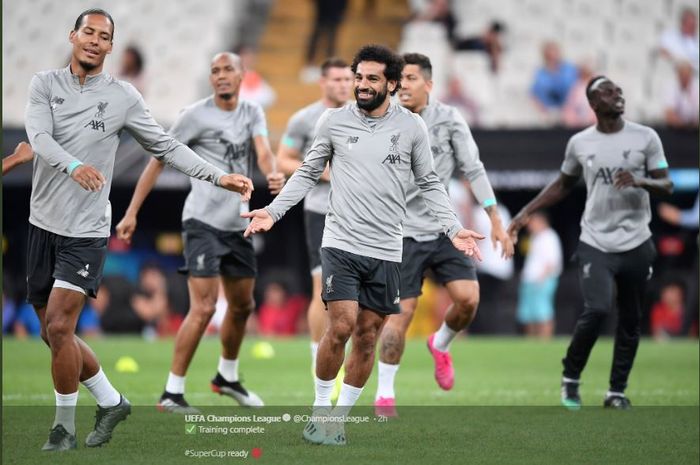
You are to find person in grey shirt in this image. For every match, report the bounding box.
[244,45,484,446]
[24,10,253,452]
[374,53,515,417]
[508,76,673,411]
[116,52,284,412]
[277,57,353,387]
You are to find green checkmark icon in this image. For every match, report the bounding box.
[186,424,197,434]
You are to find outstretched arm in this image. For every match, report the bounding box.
[507,172,579,243]
[2,142,34,175]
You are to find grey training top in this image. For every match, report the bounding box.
[404,100,496,240]
[266,102,463,262]
[169,96,267,232]
[561,120,669,253]
[25,66,227,238]
[280,100,330,215]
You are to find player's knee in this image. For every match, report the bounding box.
[329,318,354,344]
[355,330,379,357]
[191,300,217,322]
[45,314,73,345]
[454,292,479,315]
[230,299,255,322]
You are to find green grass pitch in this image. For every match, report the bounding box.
[2,336,698,464]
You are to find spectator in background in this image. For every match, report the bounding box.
[256,282,307,336]
[664,60,699,129]
[531,41,578,117]
[454,21,506,73]
[659,8,699,73]
[562,59,597,128]
[300,0,349,83]
[651,282,685,340]
[117,45,146,95]
[658,194,699,337]
[517,211,562,339]
[2,292,17,333]
[238,46,277,108]
[442,76,480,126]
[14,300,101,339]
[131,264,172,338]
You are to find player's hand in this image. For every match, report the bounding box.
[451,229,485,261]
[507,212,529,245]
[219,173,254,201]
[71,164,106,192]
[266,172,285,195]
[613,170,640,189]
[242,209,274,237]
[13,141,34,164]
[116,214,137,244]
[491,223,515,259]
[657,202,681,225]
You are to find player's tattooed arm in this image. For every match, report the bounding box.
[507,172,579,243]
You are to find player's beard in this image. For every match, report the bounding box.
[78,59,99,71]
[355,85,387,112]
[219,93,234,101]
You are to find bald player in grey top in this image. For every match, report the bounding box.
[509,76,673,411]
[117,52,281,413]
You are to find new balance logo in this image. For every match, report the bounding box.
[84,120,106,132]
[76,264,90,278]
[347,136,358,149]
[325,275,334,294]
[585,154,596,168]
[196,254,205,271]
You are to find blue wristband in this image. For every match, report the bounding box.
[483,198,497,208]
[67,160,83,175]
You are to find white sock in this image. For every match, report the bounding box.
[310,342,319,372]
[82,368,121,408]
[313,376,335,407]
[375,361,399,400]
[433,322,458,352]
[562,377,580,384]
[331,383,363,421]
[218,357,239,383]
[606,390,625,398]
[165,372,186,394]
[53,390,78,434]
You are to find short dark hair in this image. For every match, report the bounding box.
[124,45,144,73]
[402,52,432,80]
[73,8,115,41]
[351,44,404,95]
[321,57,349,76]
[585,75,608,100]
